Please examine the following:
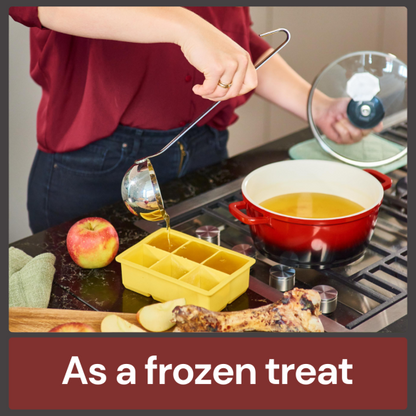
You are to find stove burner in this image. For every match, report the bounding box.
[195,225,220,245]
[232,244,257,259]
[269,264,296,292]
[312,285,338,314]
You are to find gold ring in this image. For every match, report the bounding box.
[218,80,233,89]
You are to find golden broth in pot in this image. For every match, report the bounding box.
[260,192,365,219]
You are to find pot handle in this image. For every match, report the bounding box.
[364,169,392,191]
[229,201,270,225]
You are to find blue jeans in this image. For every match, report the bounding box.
[27,124,228,233]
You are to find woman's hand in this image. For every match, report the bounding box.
[176,15,258,102]
[313,96,383,144]
[253,50,384,144]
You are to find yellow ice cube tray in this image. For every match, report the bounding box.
[116,228,256,311]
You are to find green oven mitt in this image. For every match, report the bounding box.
[9,247,56,308]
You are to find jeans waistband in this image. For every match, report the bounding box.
[112,123,221,141]
[95,124,226,158]
[115,124,186,137]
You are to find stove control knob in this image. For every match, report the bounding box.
[232,244,257,259]
[312,285,338,314]
[269,264,296,292]
[195,225,220,245]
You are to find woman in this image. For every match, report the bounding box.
[9,7,381,233]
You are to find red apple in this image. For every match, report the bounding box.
[49,322,96,332]
[66,217,119,269]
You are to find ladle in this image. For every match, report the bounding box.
[121,28,291,221]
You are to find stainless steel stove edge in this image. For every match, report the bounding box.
[249,276,407,333]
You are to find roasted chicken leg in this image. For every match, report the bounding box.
[172,288,324,332]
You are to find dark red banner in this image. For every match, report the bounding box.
[9,337,407,410]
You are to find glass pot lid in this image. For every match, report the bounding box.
[307,51,407,167]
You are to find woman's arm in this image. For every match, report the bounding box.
[37,6,257,101]
[254,48,382,144]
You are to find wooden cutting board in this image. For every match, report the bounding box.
[9,307,141,333]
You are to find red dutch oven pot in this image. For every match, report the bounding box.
[229,160,392,269]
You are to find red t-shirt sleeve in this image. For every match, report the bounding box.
[9,6,43,29]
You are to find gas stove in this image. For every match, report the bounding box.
[135,124,407,333]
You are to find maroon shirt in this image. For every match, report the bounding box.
[9,7,270,154]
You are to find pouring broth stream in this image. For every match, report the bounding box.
[140,209,172,250]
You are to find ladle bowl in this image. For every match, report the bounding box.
[121,28,291,220]
[121,158,165,219]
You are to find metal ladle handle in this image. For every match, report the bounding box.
[134,28,291,164]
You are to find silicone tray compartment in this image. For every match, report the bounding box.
[116,228,256,311]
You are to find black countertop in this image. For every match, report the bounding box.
[9,128,407,332]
